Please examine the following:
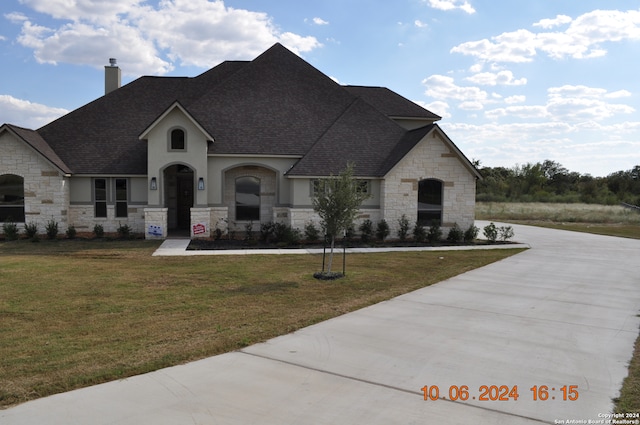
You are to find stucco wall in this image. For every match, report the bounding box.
[1,131,69,233]
[382,130,477,236]
[145,108,209,207]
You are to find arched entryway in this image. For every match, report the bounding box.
[164,164,194,232]
[224,165,277,231]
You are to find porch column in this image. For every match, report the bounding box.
[144,207,168,239]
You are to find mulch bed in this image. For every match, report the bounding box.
[187,238,512,251]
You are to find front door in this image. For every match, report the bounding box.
[165,164,194,232]
[176,174,193,230]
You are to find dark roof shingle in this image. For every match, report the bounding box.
[28,43,450,177]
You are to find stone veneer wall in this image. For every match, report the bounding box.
[284,207,381,236]
[69,205,146,234]
[381,131,477,236]
[1,132,69,234]
[190,207,211,238]
[143,207,168,239]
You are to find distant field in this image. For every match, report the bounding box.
[476,202,640,240]
[476,202,640,224]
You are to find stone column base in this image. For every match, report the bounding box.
[144,208,168,239]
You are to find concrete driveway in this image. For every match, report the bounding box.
[2,221,639,424]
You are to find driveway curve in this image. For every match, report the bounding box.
[2,221,639,424]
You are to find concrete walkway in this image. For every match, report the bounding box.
[2,221,640,424]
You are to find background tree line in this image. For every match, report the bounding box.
[477,160,640,205]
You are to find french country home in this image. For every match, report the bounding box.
[0,43,481,239]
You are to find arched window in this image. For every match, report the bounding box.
[0,174,25,222]
[418,179,442,225]
[170,128,185,150]
[236,176,260,221]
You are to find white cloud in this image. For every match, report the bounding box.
[4,12,28,23]
[477,84,635,123]
[533,14,572,29]
[465,70,527,86]
[451,29,538,63]
[469,63,483,73]
[0,94,68,128]
[452,9,640,63]
[444,119,640,176]
[485,105,549,120]
[505,95,526,104]
[422,74,488,103]
[419,100,450,118]
[424,0,475,14]
[414,20,428,28]
[8,0,321,76]
[312,17,329,25]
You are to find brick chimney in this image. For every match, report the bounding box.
[104,58,121,95]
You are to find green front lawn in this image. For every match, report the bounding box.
[0,239,523,408]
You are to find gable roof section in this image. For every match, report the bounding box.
[193,43,356,156]
[375,124,481,179]
[139,101,215,142]
[1,124,71,174]
[36,59,248,174]
[343,86,440,121]
[286,98,410,177]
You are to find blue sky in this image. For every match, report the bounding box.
[1,0,639,177]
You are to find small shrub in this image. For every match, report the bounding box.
[498,225,515,242]
[244,221,255,241]
[413,221,427,243]
[45,219,59,240]
[376,219,390,242]
[427,221,442,243]
[304,222,320,242]
[93,224,104,238]
[260,222,275,243]
[397,214,410,241]
[358,219,374,244]
[464,224,479,242]
[214,227,223,240]
[483,222,498,243]
[24,222,39,239]
[2,219,19,241]
[66,225,77,239]
[117,223,132,239]
[273,222,300,246]
[447,223,464,243]
[344,224,356,241]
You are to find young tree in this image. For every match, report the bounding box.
[312,163,370,276]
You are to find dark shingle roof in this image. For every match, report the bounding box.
[343,86,440,121]
[30,43,453,177]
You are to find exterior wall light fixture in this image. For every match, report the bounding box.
[198,177,205,190]
[150,177,157,190]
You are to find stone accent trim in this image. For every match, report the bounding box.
[144,208,168,239]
